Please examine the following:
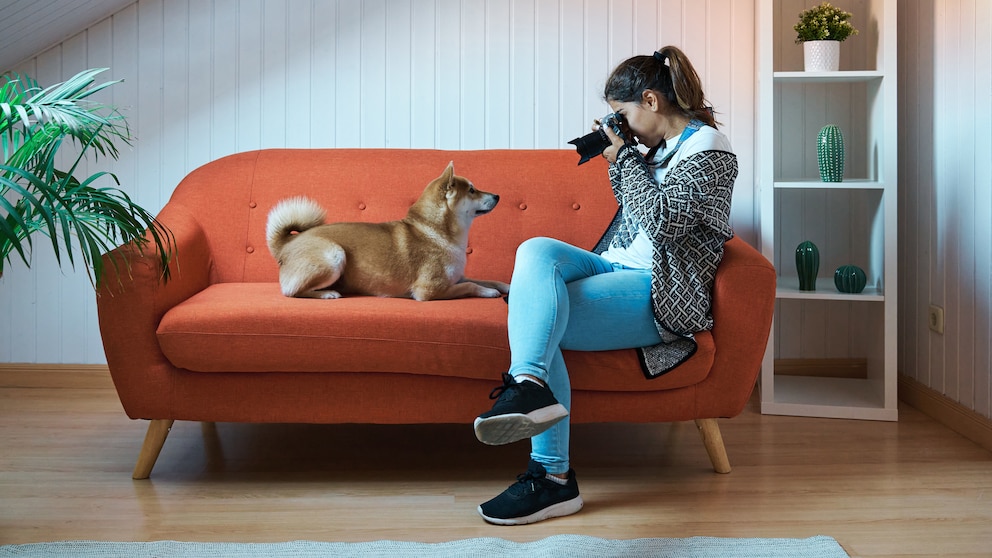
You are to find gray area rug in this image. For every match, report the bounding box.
[0,534,848,557]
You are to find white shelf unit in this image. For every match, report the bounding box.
[757,0,898,421]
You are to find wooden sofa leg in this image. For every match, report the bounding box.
[694,418,732,474]
[132,419,174,480]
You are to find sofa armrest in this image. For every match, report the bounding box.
[697,236,776,417]
[96,203,212,419]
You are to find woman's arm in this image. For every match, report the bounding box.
[611,145,737,243]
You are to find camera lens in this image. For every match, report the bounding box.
[568,129,611,165]
[568,113,626,165]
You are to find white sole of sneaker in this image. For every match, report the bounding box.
[473,404,569,445]
[478,495,584,525]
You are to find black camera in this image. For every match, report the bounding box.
[568,113,628,165]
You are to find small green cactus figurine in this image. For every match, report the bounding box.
[817,124,844,182]
[796,240,820,291]
[834,264,867,293]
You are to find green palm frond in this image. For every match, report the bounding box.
[0,68,173,286]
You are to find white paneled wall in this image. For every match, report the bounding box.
[0,0,757,364]
[898,0,992,420]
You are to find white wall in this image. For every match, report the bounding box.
[0,0,757,364]
[898,0,992,420]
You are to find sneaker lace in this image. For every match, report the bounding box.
[514,469,546,493]
[487,372,516,400]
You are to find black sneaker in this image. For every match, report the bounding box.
[478,460,583,525]
[474,373,568,445]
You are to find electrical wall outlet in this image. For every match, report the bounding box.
[928,305,945,334]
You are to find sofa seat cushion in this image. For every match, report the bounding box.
[157,283,715,392]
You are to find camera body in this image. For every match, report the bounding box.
[600,112,626,138]
[568,112,629,165]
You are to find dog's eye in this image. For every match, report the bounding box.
[469,187,476,193]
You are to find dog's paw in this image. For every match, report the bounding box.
[480,287,503,298]
[316,290,342,299]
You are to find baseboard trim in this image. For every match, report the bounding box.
[898,375,992,454]
[0,363,113,389]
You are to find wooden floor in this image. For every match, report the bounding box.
[1,369,990,557]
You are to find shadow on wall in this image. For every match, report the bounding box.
[897,0,992,420]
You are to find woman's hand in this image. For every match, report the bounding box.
[595,121,627,164]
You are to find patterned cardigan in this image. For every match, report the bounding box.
[595,143,738,378]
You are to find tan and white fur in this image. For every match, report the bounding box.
[266,162,510,301]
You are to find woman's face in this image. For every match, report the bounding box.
[607,91,671,149]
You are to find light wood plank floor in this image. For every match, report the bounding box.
[1,369,990,557]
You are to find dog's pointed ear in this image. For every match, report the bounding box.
[441,161,455,190]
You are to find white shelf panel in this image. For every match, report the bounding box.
[774,70,884,82]
[761,376,897,422]
[774,179,884,190]
[776,277,884,301]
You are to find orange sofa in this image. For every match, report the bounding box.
[96,148,775,480]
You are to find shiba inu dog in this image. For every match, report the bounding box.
[266,162,509,301]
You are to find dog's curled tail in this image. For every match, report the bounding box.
[266,196,327,257]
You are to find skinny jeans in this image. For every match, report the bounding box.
[507,237,663,475]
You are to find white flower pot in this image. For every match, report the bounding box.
[803,40,840,72]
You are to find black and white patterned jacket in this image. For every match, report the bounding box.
[597,143,738,378]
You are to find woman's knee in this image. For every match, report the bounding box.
[514,237,567,266]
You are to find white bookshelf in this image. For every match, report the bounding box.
[757,0,898,421]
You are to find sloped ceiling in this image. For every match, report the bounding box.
[0,0,135,73]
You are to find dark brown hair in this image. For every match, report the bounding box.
[603,45,716,128]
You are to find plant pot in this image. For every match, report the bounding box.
[795,240,820,291]
[803,40,840,72]
[817,124,845,182]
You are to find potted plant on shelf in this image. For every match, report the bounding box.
[794,1,858,72]
[0,68,173,287]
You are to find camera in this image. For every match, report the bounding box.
[568,113,628,165]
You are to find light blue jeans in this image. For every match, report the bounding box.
[507,237,663,474]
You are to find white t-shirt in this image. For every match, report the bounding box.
[601,125,733,269]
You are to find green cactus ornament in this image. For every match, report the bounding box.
[795,240,820,291]
[817,124,844,182]
[834,264,867,294]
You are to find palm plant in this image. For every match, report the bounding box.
[0,68,173,286]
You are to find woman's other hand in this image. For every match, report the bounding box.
[599,123,626,164]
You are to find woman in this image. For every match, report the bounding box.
[473,45,738,525]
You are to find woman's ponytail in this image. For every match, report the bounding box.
[656,46,716,128]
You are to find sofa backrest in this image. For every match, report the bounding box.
[166,149,618,284]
